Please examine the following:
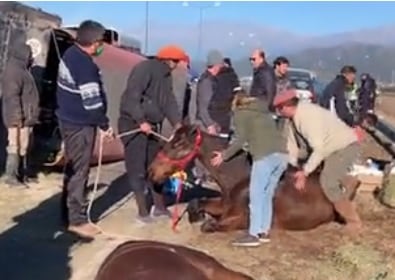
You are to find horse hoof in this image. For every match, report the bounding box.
[187,199,205,224]
[200,219,218,233]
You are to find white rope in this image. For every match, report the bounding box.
[84,128,170,240]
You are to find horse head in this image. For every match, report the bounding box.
[148,124,203,183]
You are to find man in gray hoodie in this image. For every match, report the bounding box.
[1,43,40,188]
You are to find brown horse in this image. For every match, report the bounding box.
[148,125,360,233]
[94,240,254,280]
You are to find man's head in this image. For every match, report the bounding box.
[273,89,299,118]
[156,45,188,70]
[249,49,265,69]
[360,73,370,81]
[340,65,357,84]
[273,56,290,77]
[206,49,224,76]
[76,20,106,57]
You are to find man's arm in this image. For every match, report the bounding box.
[74,59,109,130]
[286,122,299,167]
[163,78,182,127]
[334,89,354,127]
[196,78,216,127]
[260,68,276,111]
[120,64,151,125]
[222,112,247,161]
[297,116,326,175]
[2,68,24,126]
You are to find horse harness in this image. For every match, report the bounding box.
[155,128,204,231]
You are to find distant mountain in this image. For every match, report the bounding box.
[129,20,395,59]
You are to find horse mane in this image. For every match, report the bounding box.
[195,130,251,195]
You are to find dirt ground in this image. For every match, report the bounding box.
[0,156,394,280]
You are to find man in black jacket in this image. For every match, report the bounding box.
[1,44,40,188]
[358,73,377,122]
[118,45,185,224]
[249,49,276,112]
[320,66,356,127]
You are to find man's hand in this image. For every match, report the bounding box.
[207,125,218,135]
[139,122,152,134]
[293,170,307,192]
[100,127,115,141]
[210,151,224,167]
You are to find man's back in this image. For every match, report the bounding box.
[292,102,357,156]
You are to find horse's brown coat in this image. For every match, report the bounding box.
[94,240,254,280]
[149,125,359,233]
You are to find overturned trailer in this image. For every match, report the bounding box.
[0,2,145,168]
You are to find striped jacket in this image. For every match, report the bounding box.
[56,45,109,130]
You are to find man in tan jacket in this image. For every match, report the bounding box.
[273,89,362,235]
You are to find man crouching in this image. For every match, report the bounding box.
[274,89,362,235]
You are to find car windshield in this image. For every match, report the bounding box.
[288,70,313,90]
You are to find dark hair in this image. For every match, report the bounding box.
[223,57,232,66]
[340,65,357,74]
[259,51,265,59]
[76,20,106,47]
[281,97,299,107]
[273,56,289,66]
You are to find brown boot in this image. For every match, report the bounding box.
[333,199,362,235]
[68,223,102,239]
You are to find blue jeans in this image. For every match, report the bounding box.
[249,152,288,236]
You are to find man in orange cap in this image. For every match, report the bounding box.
[274,89,362,235]
[118,45,185,224]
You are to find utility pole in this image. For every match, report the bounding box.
[144,1,149,54]
[182,1,220,61]
[197,7,203,61]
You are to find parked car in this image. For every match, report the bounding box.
[287,67,318,103]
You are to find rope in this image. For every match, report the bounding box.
[84,128,173,240]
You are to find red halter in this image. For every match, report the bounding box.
[156,128,203,170]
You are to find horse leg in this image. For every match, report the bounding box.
[201,213,246,233]
[187,197,224,223]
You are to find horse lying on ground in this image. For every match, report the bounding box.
[94,240,254,280]
[148,125,360,233]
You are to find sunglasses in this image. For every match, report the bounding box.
[249,57,256,62]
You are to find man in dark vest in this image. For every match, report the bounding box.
[196,49,226,135]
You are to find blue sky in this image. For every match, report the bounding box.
[25,1,395,35]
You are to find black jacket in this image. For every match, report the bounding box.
[118,59,181,132]
[320,75,354,127]
[211,66,240,132]
[358,76,377,120]
[1,44,40,128]
[249,62,276,112]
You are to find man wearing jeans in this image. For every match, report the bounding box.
[211,90,288,247]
